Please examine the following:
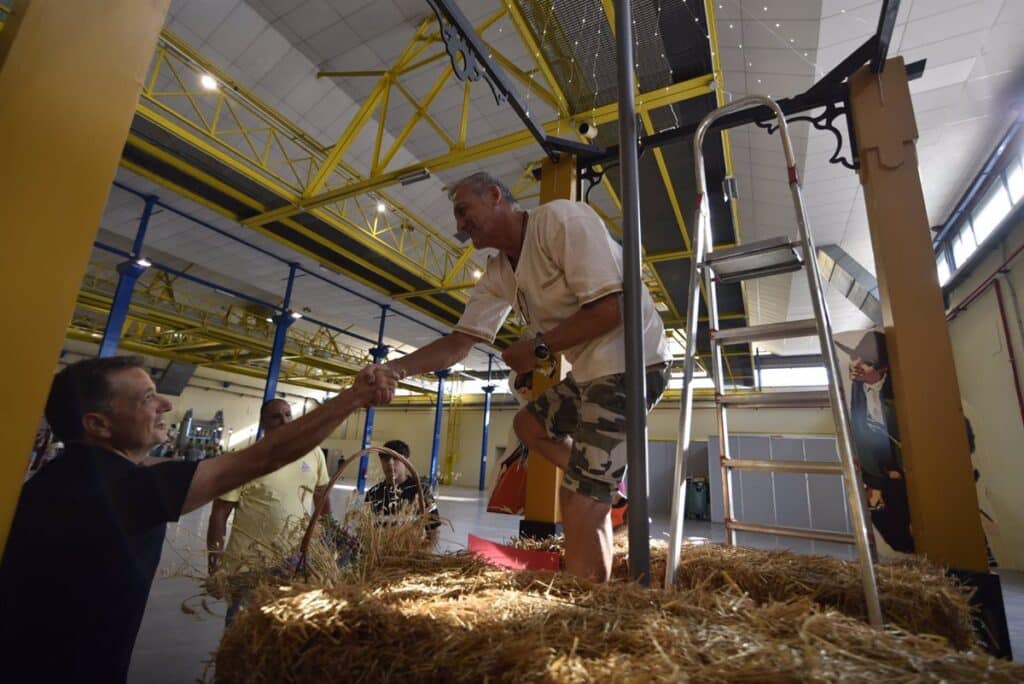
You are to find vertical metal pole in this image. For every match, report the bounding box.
[261,263,298,407]
[429,369,449,490]
[479,355,495,491]
[97,195,157,357]
[614,0,651,586]
[357,305,390,493]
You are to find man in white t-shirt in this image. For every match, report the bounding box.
[364,171,672,582]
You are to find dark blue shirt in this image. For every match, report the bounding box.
[0,443,197,682]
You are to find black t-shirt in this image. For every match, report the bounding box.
[0,443,197,683]
[364,476,441,529]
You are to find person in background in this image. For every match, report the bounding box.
[840,331,913,554]
[207,399,332,580]
[364,439,441,546]
[0,355,390,683]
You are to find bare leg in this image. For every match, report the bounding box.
[560,487,613,582]
[513,408,570,470]
[514,408,613,582]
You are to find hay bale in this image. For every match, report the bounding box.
[212,553,1022,683]
[203,513,1022,682]
[512,536,977,650]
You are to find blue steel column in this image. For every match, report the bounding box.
[428,369,449,490]
[261,263,298,407]
[357,305,390,493]
[98,195,157,357]
[478,355,495,491]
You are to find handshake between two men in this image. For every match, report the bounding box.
[357,362,405,406]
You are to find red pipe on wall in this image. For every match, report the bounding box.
[946,242,1024,426]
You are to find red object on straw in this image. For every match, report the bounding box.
[467,534,560,572]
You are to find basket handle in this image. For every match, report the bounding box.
[295,445,426,573]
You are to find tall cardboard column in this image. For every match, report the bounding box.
[0,0,170,555]
[850,58,1009,656]
[519,154,576,538]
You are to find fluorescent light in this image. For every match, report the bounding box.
[200,73,219,91]
[398,169,431,185]
[135,257,152,267]
[376,202,387,213]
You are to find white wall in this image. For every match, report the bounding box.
[946,213,1024,569]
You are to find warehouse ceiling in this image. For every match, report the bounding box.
[68,0,1024,391]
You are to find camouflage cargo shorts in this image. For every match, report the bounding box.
[525,363,671,505]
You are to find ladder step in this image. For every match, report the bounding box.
[712,319,818,345]
[724,459,842,475]
[705,235,803,284]
[718,390,830,408]
[726,520,854,544]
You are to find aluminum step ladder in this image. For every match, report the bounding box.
[665,95,883,627]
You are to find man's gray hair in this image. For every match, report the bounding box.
[447,171,518,206]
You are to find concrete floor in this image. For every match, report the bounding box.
[129,484,1024,683]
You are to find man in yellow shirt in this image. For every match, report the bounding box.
[206,399,331,577]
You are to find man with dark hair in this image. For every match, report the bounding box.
[364,439,441,545]
[839,331,914,553]
[363,171,672,582]
[207,398,331,579]
[0,355,388,682]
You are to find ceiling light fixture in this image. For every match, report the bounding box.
[290,311,303,320]
[200,73,219,91]
[472,268,483,280]
[135,257,152,267]
[398,168,431,185]
[265,317,273,323]
[376,201,387,213]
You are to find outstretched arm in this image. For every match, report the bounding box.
[363,332,479,404]
[181,377,378,514]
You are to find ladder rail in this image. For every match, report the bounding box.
[786,139,883,627]
[665,192,711,590]
[664,95,884,628]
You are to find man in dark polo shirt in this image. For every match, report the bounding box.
[0,355,389,682]
[365,439,441,545]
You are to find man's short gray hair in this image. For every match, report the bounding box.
[447,171,518,206]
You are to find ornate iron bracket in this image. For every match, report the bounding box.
[579,162,618,204]
[427,0,507,107]
[754,100,858,170]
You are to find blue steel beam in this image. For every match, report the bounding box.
[110,181,500,359]
[357,305,390,494]
[261,263,298,407]
[478,354,494,491]
[428,369,449,490]
[98,195,157,357]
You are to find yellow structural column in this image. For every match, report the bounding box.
[848,59,988,571]
[0,0,170,555]
[520,154,576,537]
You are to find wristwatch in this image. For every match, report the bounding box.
[533,333,552,361]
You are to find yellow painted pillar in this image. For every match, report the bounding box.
[0,0,170,555]
[848,59,988,571]
[520,155,576,537]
